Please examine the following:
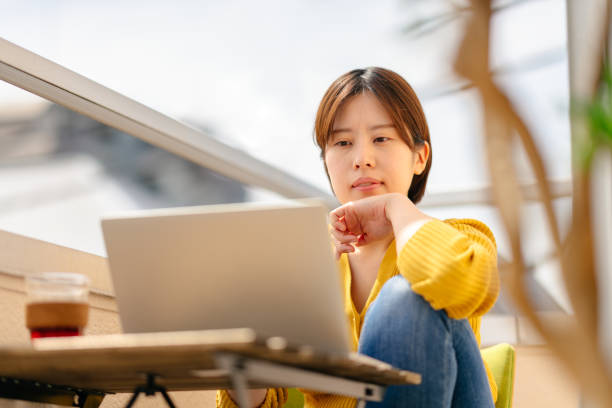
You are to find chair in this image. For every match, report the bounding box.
[282,343,515,408]
[481,343,515,408]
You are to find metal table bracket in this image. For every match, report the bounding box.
[211,353,386,406]
[124,373,177,408]
[0,376,107,407]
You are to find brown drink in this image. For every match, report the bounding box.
[26,302,89,339]
[25,272,90,339]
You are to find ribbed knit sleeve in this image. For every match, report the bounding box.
[216,388,288,408]
[300,389,356,408]
[398,218,499,319]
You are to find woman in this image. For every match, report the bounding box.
[218,67,499,407]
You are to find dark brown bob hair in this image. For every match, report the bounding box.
[314,67,432,204]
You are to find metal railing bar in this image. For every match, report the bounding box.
[0,37,337,208]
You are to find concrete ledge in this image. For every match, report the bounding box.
[0,228,113,296]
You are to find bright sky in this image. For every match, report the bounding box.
[0,0,570,193]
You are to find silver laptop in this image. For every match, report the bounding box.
[101,200,352,355]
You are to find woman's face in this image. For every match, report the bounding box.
[324,92,429,205]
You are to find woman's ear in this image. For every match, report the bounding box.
[414,141,430,175]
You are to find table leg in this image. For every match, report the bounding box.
[124,374,177,408]
[124,391,141,408]
[215,354,252,408]
[159,388,177,408]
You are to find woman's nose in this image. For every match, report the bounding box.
[353,144,375,169]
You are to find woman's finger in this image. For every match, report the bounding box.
[332,218,347,232]
[343,206,363,235]
[330,228,358,244]
[335,242,355,255]
[329,207,346,226]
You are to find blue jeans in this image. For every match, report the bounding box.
[358,276,495,408]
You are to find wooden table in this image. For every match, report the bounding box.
[0,329,421,407]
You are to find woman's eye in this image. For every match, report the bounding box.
[335,140,350,146]
[374,137,389,143]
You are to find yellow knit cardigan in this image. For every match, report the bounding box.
[217,218,500,407]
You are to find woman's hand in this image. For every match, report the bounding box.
[329,193,434,259]
[329,194,396,258]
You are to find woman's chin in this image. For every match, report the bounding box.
[352,188,385,199]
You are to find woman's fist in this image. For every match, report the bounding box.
[329,194,397,258]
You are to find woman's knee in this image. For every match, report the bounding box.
[358,276,455,379]
[359,276,451,350]
[369,275,439,320]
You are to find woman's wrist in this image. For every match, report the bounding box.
[384,193,422,225]
[385,193,434,251]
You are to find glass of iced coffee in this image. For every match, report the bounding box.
[25,272,90,339]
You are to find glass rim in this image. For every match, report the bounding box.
[26,272,90,286]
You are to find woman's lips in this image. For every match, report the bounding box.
[353,183,380,191]
[352,180,383,191]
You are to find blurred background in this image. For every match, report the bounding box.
[2,1,596,405]
[0,0,571,312]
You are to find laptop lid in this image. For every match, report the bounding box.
[101,201,351,354]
